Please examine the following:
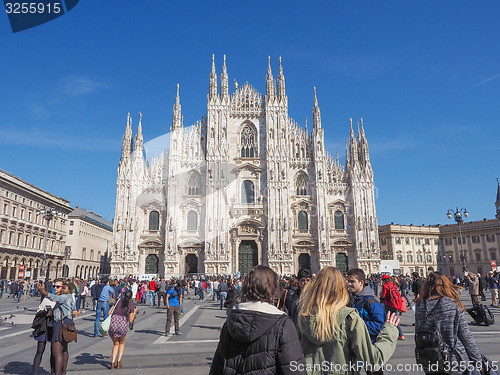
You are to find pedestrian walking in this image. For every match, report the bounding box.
[165,281,183,336]
[414,272,483,374]
[108,290,136,369]
[467,273,480,306]
[93,278,115,338]
[380,274,405,340]
[299,267,400,375]
[210,265,306,375]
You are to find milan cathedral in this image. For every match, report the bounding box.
[111,56,381,277]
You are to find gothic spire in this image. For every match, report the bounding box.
[172,84,182,129]
[121,112,133,159]
[134,112,143,155]
[496,178,500,219]
[277,56,286,100]
[221,54,228,98]
[209,54,217,99]
[266,56,275,98]
[349,118,358,165]
[313,87,321,129]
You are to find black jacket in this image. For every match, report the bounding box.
[32,310,50,338]
[210,302,306,375]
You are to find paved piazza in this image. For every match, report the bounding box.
[0,290,499,374]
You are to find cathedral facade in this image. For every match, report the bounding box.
[111,56,381,278]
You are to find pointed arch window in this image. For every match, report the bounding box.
[298,211,308,230]
[187,211,198,231]
[242,180,255,204]
[240,125,257,158]
[187,171,201,195]
[149,211,160,231]
[334,211,345,230]
[296,173,308,195]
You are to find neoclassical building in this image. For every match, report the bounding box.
[0,169,72,280]
[111,56,381,277]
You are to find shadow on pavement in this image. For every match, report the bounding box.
[2,361,33,374]
[134,329,161,335]
[191,325,221,331]
[73,352,108,368]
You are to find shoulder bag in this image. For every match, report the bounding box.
[99,299,120,336]
[58,305,77,343]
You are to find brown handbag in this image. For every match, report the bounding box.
[58,306,78,343]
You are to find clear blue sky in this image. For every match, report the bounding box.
[1,1,499,226]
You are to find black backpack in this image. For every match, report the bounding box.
[482,304,495,326]
[415,298,458,373]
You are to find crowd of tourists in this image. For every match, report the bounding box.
[2,268,497,374]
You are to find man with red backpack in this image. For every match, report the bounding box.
[380,274,405,340]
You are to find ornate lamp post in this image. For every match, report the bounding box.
[423,244,428,277]
[447,207,468,274]
[36,207,61,278]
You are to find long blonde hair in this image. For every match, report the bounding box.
[298,266,350,342]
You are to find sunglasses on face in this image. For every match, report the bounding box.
[54,285,63,289]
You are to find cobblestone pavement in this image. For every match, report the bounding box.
[0,289,499,374]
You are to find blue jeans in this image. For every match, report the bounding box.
[212,290,217,301]
[94,301,110,336]
[219,292,227,310]
[149,291,156,306]
[17,292,22,302]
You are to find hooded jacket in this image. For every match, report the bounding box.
[300,306,398,375]
[348,286,385,343]
[210,301,306,375]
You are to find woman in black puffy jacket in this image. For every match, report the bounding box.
[210,265,306,375]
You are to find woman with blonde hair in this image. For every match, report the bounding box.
[299,267,400,375]
[414,272,482,375]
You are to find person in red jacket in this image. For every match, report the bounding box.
[380,274,404,340]
[148,278,158,307]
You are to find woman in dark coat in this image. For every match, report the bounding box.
[210,265,306,375]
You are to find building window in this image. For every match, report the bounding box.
[395,237,401,244]
[417,255,423,263]
[69,230,73,235]
[445,238,452,246]
[475,252,481,262]
[3,204,8,214]
[458,236,465,244]
[28,211,32,221]
[380,238,387,246]
[471,235,480,243]
[487,234,495,242]
[241,180,255,204]
[187,211,198,231]
[298,211,308,230]
[240,125,256,158]
[20,209,24,220]
[334,211,345,230]
[187,171,201,195]
[491,252,497,261]
[407,254,413,262]
[12,207,17,217]
[149,211,160,231]
[82,248,86,260]
[434,238,439,245]
[295,172,308,195]
[397,255,403,262]
[17,234,21,246]
[69,221,74,226]
[415,238,421,245]
[425,238,430,245]
[426,254,432,262]
[405,238,410,245]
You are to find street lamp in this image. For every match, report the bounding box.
[423,244,428,277]
[37,207,61,279]
[447,207,468,274]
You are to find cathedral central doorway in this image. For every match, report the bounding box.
[238,240,258,274]
[335,253,348,273]
[298,253,311,271]
[145,254,159,274]
[185,254,198,274]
